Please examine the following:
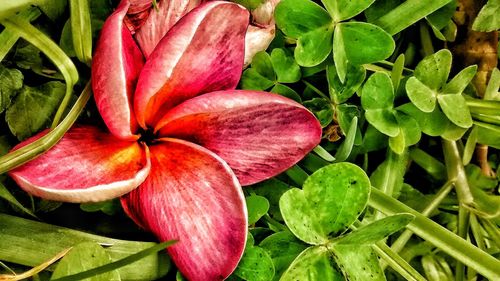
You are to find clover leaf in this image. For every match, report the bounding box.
[280,246,343,281]
[406,49,476,128]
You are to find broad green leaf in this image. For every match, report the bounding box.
[252,51,276,81]
[406,77,437,112]
[438,94,473,128]
[372,0,452,35]
[270,84,302,103]
[270,48,301,83]
[234,245,274,281]
[334,116,358,162]
[303,98,334,127]
[11,44,44,72]
[6,82,65,140]
[442,65,477,95]
[335,22,395,65]
[336,214,414,245]
[321,0,375,22]
[441,121,468,141]
[472,0,500,32]
[398,103,448,136]
[327,63,365,104]
[361,72,394,110]
[249,178,292,221]
[484,68,500,100]
[329,245,385,281]
[51,242,120,281]
[280,163,371,244]
[426,1,457,30]
[0,64,23,113]
[280,246,343,281]
[389,112,421,153]
[240,69,275,90]
[332,25,348,82]
[414,49,452,90]
[365,109,400,137]
[59,19,77,57]
[364,0,401,23]
[259,231,307,280]
[0,182,37,218]
[246,195,270,225]
[275,0,332,38]
[295,26,334,67]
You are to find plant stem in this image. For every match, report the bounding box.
[387,181,454,257]
[368,187,500,280]
[0,82,91,174]
[373,242,427,281]
[442,140,474,205]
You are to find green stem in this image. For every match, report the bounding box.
[442,140,474,205]
[363,63,391,74]
[471,113,500,126]
[285,165,309,187]
[388,181,454,256]
[1,13,79,128]
[368,187,500,280]
[373,242,427,281]
[0,8,41,62]
[455,205,470,281]
[303,80,329,100]
[467,99,500,116]
[0,82,91,174]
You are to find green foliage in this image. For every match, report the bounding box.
[51,242,120,281]
[233,235,275,281]
[6,81,65,140]
[246,194,270,225]
[472,0,500,32]
[280,246,342,281]
[0,64,23,113]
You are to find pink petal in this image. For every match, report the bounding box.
[133,0,205,58]
[121,138,247,281]
[133,1,249,128]
[9,126,150,203]
[156,90,322,185]
[92,0,144,140]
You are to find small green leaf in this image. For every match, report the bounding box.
[390,112,421,153]
[365,110,400,137]
[426,1,457,30]
[303,98,334,128]
[484,68,500,100]
[321,0,375,21]
[249,179,292,221]
[442,65,477,95]
[0,64,23,114]
[6,81,65,140]
[270,48,301,83]
[329,244,385,281]
[234,245,275,281]
[472,0,500,32]
[275,0,332,38]
[398,103,448,136]
[246,195,270,225]
[280,163,371,244]
[280,246,343,281]
[336,104,362,145]
[391,54,405,91]
[80,200,121,216]
[335,22,395,65]
[414,49,452,90]
[251,51,276,81]
[295,26,334,67]
[240,69,275,90]
[51,242,120,281]
[361,72,394,110]
[336,214,414,245]
[259,231,307,280]
[0,182,37,218]
[441,121,468,141]
[333,26,348,82]
[406,77,437,112]
[327,63,365,104]
[438,94,473,128]
[334,116,358,162]
[270,84,302,103]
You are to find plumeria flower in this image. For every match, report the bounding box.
[9,0,321,280]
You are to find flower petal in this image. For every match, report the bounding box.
[133,0,204,58]
[133,1,249,128]
[92,0,144,140]
[156,90,322,185]
[121,138,247,281]
[9,126,150,203]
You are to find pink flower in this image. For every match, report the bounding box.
[9,1,321,280]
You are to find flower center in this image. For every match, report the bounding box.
[138,127,158,145]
